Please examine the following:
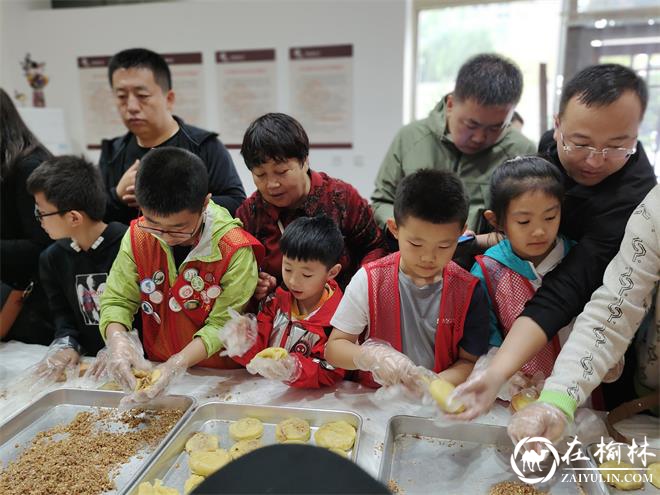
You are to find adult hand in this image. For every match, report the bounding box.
[116,159,140,207]
[253,272,277,301]
[508,402,569,451]
[353,339,417,387]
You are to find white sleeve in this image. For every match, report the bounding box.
[544,185,660,405]
[330,267,370,335]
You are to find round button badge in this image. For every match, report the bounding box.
[169,296,182,312]
[184,299,200,310]
[200,290,210,305]
[206,285,222,299]
[141,301,154,315]
[140,278,156,295]
[203,272,215,283]
[183,268,198,282]
[178,285,194,299]
[152,270,165,286]
[149,290,164,305]
[191,276,205,292]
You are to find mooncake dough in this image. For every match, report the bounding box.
[429,379,465,414]
[137,479,179,495]
[275,417,311,443]
[648,462,660,488]
[185,432,219,453]
[600,460,644,490]
[133,368,162,391]
[184,474,205,494]
[314,420,356,451]
[189,449,231,476]
[254,347,288,360]
[229,417,264,441]
[229,439,262,459]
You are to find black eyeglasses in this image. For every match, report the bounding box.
[34,205,71,222]
[137,210,205,239]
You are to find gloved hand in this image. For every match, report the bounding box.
[120,353,187,407]
[105,329,152,391]
[218,308,258,357]
[31,339,80,389]
[353,339,417,387]
[449,365,508,421]
[246,353,302,384]
[253,271,277,301]
[83,347,109,382]
[602,356,625,383]
[508,402,569,451]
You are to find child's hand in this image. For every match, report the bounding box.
[106,328,152,391]
[84,347,109,382]
[449,366,507,421]
[354,339,417,387]
[31,343,80,388]
[508,402,569,451]
[253,272,277,301]
[246,352,302,383]
[218,308,258,357]
[119,353,187,407]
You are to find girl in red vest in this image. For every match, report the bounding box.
[325,170,490,390]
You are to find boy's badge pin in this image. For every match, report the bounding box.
[191,276,204,292]
[140,278,156,294]
[149,290,164,305]
[152,311,162,325]
[168,296,182,312]
[203,272,215,283]
[152,271,165,285]
[206,285,222,299]
[141,301,154,315]
[200,290,210,305]
[178,285,194,299]
[183,268,198,282]
[184,299,200,310]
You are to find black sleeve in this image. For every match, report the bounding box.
[201,138,246,216]
[99,140,134,225]
[39,248,81,346]
[458,282,490,357]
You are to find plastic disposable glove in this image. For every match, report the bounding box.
[218,308,258,357]
[106,329,152,391]
[449,364,508,421]
[508,402,569,451]
[253,271,277,301]
[353,339,417,387]
[120,353,187,407]
[246,352,303,384]
[602,357,625,384]
[30,339,80,389]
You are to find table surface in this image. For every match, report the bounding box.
[0,340,657,479]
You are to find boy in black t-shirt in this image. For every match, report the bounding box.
[26,155,128,382]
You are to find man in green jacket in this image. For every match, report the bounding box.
[372,54,536,232]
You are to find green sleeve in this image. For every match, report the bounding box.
[371,132,405,227]
[194,246,258,356]
[538,390,578,421]
[99,230,141,339]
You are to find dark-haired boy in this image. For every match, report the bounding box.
[222,215,345,388]
[100,147,262,399]
[326,169,489,389]
[100,48,245,224]
[236,112,386,300]
[25,155,127,380]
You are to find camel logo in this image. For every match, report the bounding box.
[511,437,560,485]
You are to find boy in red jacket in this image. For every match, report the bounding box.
[221,215,345,388]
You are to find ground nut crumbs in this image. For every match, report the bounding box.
[489,481,548,494]
[0,407,183,495]
[387,479,404,494]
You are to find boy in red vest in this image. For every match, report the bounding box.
[221,215,345,388]
[326,169,489,389]
[99,147,262,400]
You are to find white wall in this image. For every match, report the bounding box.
[1,0,407,198]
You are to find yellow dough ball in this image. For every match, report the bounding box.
[229,439,262,459]
[229,417,264,441]
[133,368,162,391]
[429,379,465,414]
[281,439,308,444]
[184,474,205,495]
[600,460,644,490]
[189,449,231,477]
[648,462,660,488]
[254,347,288,360]
[185,432,219,454]
[314,421,356,451]
[275,418,311,443]
[137,480,178,495]
[99,381,123,391]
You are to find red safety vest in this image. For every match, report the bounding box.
[356,252,477,388]
[475,255,561,378]
[130,220,264,368]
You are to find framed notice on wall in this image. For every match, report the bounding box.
[215,49,277,148]
[77,52,204,149]
[288,44,353,148]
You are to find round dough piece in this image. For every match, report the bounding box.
[184,474,205,495]
[429,379,465,414]
[229,439,262,459]
[185,432,219,454]
[133,368,162,391]
[254,347,288,360]
[329,448,349,458]
[281,439,308,445]
[189,449,231,477]
[275,418,311,443]
[229,417,264,441]
[648,462,660,489]
[599,460,644,490]
[314,421,356,451]
[138,480,179,495]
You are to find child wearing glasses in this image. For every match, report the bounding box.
[99,146,263,401]
[24,155,127,385]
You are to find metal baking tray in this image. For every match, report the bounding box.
[0,388,195,495]
[125,401,363,494]
[585,442,659,494]
[378,415,604,495]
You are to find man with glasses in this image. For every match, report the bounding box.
[452,64,657,420]
[100,147,263,402]
[371,53,536,234]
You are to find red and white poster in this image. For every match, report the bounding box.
[215,49,277,148]
[289,44,353,148]
[77,52,204,149]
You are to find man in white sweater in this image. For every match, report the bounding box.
[509,185,659,443]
